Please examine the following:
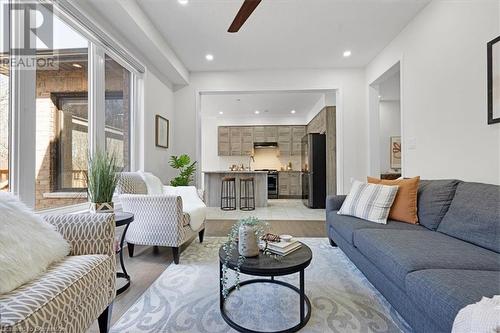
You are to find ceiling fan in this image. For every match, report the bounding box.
[228,0,262,33]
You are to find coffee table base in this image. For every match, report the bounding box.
[220,278,311,333]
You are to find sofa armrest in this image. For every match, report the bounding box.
[43,213,115,256]
[326,195,347,212]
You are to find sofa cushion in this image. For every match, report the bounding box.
[417,179,460,230]
[438,182,500,253]
[0,255,114,332]
[338,180,399,224]
[327,210,424,245]
[353,229,500,290]
[0,193,70,294]
[368,176,420,224]
[405,269,500,332]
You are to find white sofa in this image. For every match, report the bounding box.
[115,172,206,264]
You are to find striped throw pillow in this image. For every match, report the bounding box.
[338,180,399,224]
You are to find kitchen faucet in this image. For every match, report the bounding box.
[248,154,255,171]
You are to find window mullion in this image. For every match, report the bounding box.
[10,4,36,207]
[89,43,105,155]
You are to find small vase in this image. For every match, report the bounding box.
[90,202,114,213]
[238,224,259,257]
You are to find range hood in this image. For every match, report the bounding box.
[254,142,278,149]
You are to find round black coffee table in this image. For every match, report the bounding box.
[115,212,134,295]
[218,243,312,333]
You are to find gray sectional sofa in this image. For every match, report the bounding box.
[326,180,500,333]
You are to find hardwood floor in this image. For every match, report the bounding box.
[87,219,327,332]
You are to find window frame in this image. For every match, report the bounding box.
[5,0,144,211]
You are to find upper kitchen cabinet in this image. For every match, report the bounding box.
[241,127,254,156]
[264,126,278,142]
[278,126,291,156]
[253,127,265,142]
[217,125,306,156]
[291,126,306,155]
[230,127,243,156]
[218,127,231,156]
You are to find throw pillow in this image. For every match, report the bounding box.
[368,176,420,224]
[139,171,164,195]
[338,180,399,224]
[0,193,70,294]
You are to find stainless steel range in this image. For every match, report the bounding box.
[255,169,279,199]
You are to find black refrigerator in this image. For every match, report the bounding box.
[301,133,326,208]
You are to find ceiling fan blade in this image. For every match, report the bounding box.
[228,0,262,33]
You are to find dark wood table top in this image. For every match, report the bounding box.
[115,212,134,227]
[219,242,312,277]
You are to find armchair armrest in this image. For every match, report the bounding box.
[43,213,115,256]
[119,194,184,223]
[326,195,347,212]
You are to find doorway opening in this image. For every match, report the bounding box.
[368,62,402,178]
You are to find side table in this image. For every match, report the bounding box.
[115,212,134,295]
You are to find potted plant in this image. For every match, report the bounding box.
[221,217,269,298]
[169,154,197,186]
[86,151,120,213]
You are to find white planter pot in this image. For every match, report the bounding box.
[238,224,259,257]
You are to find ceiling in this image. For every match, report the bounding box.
[137,0,430,71]
[201,91,325,117]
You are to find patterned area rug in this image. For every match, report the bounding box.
[111,238,410,333]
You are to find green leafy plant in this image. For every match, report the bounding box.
[221,217,270,299]
[86,151,121,203]
[169,154,197,186]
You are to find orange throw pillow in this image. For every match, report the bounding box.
[367,176,420,224]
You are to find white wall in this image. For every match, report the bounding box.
[174,69,366,193]
[140,71,176,184]
[379,101,401,172]
[366,0,500,185]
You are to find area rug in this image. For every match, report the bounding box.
[111,238,411,333]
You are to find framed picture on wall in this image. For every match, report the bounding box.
[390,136,401,170]
[487,35,500,124]
[155,115,169,148]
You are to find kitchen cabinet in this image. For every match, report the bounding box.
[218,127,230,156]
[230,128,242,156]
[278,126,291,156]
[264,126,278,142]
[253,127,265,142]
[217,125,305,156]
[241,127,254,156]
[278,171,302,198]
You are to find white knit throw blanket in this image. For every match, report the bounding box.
[452,295,500,333]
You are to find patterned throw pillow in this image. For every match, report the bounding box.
[338,180,399,224]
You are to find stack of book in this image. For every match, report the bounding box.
[266,239,302,256]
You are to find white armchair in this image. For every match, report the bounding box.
[116,172,206,264]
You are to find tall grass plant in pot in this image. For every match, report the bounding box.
[86,151,121,213]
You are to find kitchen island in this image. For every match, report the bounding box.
[203,171,268,207]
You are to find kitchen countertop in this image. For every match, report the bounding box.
[279,170,302,173]
[202,170,268,174]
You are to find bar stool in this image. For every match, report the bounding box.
[240,177,255,211]
[221,176,236,210]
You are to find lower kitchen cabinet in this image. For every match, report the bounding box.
[278,172,302,198]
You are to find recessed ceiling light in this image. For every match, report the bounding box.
[378,95,382,99]
[290,110,296,114]
[72,63,82,68]
[178,0,188,5]
[205,54,214,61]
[219,111,224,115]
[254,110,260,115]
[343,50,352,57]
